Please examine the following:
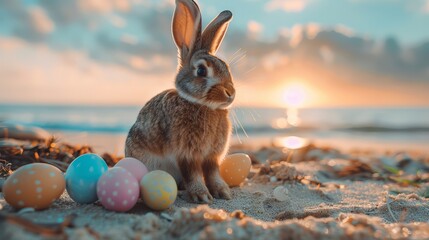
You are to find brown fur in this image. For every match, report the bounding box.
[125,0,234,203]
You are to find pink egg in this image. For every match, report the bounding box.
[114,157,148,182]
[96,168,139,212]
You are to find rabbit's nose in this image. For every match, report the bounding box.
[224,88,235,100]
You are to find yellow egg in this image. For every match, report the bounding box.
[3,163,65,210]
[220,153,251,187]
[140,170,177,211]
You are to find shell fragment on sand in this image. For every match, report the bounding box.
[273,186,289,201]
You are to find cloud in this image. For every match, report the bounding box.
[28,7,55,34]
[1,1,428,106]
[265,0,308,12]
[0,0,177,73]
[285,23,320,48]
[223,23,429,86]
[110,15,127,28]
[319,46,335,63]
[0,0,54,41]
[424,0,429,13]
[0,37,174,105]
[247,21,264,38]
[120,34,138,45]
[77,0,131,13]
[333,25,355,37]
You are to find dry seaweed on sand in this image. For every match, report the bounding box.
[0,213,77,237]
[0,136,122,175]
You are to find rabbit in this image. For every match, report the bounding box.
[125,0,235,203]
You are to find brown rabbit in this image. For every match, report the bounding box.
[125,0,234,203]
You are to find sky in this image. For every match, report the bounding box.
[0,0,428,107]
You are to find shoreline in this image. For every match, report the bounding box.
[51,131,429,156]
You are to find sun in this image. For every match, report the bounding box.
[281,83,307,108]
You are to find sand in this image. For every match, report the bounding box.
[1,142,429,239]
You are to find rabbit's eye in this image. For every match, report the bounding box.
[196,65,207,77]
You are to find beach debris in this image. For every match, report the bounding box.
[386,195,398,222]
[275,208,332,220]
[305,147,348,161]
[249,142,351,164]
[252,147,284,163]
[160,212,174,222]
[220,153,252,187]
[0,213,77,237]
[380,153,428,175]
[321,158,374,179]
[272,162,299,181]
[252,161,301,184]
[65,153,108,204]
[0,136,100,174]
[305,148,326,161]
[97,167,140,212]
[0,159,12,178]
[336,159,374,178]
[388,176,421,187]
[418,186,429,198]
[0,139,24,155]
[0,125,50,142]
[252,159,330,188]
[273,186,288,201]
[101,153,122,166]
[132,212,163,234]
[3,163,65,210]
[230,210,246,219]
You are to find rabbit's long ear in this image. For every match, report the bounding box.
[172,0,202,61]
[201,10,232,54]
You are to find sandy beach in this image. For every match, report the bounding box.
[1,136,429,239]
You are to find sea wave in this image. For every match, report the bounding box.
[1,105,429,135]
[3,120,429,135]
[0,121,130,133]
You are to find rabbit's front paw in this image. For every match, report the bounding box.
[186,180,213,203]
[207,177,231,200]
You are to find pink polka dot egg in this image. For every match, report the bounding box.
[114,157,148,182]
[96,168,139,212]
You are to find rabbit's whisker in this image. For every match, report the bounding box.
[230,109,242,144]
[231,108,248,138]
[248,108,260,122]
[240,65,257,77]
[230,52,247,66]
[228,48,243,64]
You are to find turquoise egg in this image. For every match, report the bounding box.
[65,153,108,204]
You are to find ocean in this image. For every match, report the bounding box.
[1,104,429,153]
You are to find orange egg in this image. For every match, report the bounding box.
[3,163,65,210]
[219,153,251,187]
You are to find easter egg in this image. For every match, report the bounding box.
[219,153,251,187]
[3,163,65,210]
[114,157,148,182]
[96,168,139,212]
[140,170,177,211]
[65,153,108,204]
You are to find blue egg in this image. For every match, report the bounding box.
[65,153,108,204]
